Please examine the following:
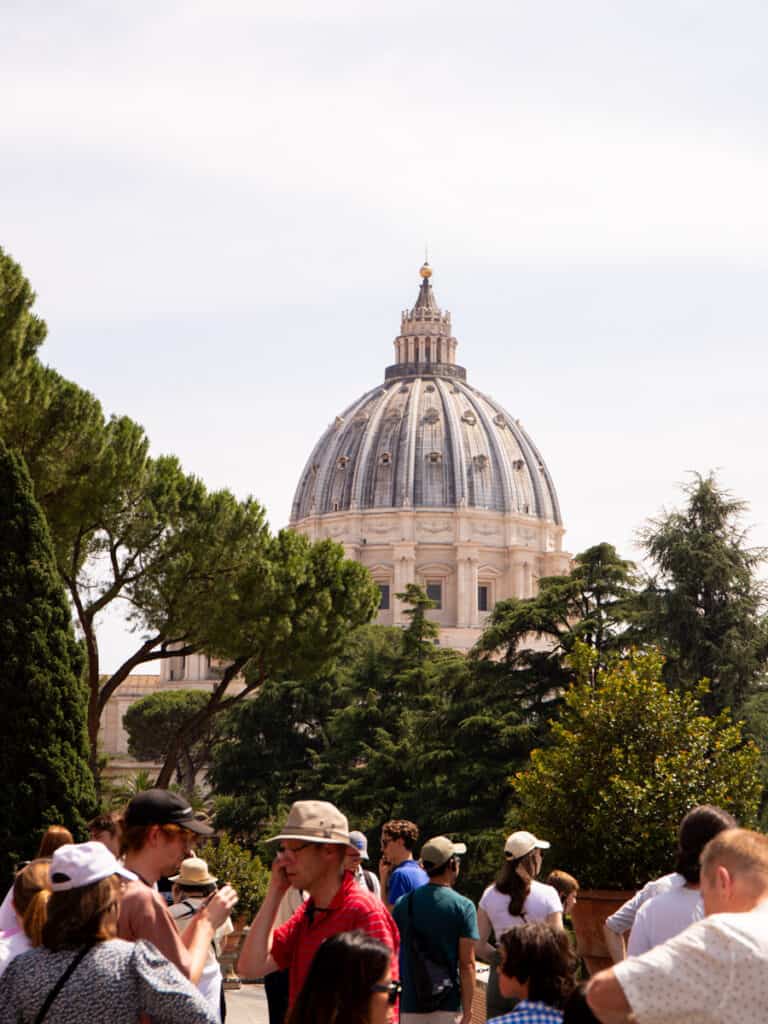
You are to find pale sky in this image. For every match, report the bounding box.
[2,2,767,671]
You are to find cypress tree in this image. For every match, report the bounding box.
[0,440,96,880]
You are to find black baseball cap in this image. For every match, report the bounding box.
[124,789,214,835]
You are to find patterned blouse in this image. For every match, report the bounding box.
[0,938,217,1024]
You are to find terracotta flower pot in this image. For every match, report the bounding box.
[570,889,633,976]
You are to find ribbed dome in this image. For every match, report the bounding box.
[290,267,562,526]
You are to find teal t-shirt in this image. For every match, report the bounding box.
[392,883,479,1013]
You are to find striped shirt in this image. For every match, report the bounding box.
[271,871,400,1005]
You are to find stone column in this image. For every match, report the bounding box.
[392,544,416,626]
[455,546,479,627]
[467,555,480,627]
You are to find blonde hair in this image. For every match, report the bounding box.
[701,829,768,886]
[13,859,51,946]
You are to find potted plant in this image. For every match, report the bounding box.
[512,643,761,973]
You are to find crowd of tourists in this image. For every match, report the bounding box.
[0,794,767,1024]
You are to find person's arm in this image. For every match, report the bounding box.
[586,967,633,1024]
[603,924,627,963]
[603,889,648,964]
[458,936,476,1024]
[475,906,496,963]
[121,885,232,986]
[626,902,651,958]
[545,910,564,931]
[237,858,290,978]
[180,886,238,984]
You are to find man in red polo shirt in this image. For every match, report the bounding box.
[238,800,399,1006]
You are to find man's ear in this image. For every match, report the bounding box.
[146,824,163,847]
[715,864,733,900]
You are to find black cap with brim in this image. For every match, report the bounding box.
[124,789,214,836]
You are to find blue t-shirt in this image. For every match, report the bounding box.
[392,883,479,1012]
[387,858,428,905]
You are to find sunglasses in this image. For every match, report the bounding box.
[371,980,402,1005]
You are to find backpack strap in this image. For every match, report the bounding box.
[34,944,93,1024]
[363,869,376,893]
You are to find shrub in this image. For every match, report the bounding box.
[513,644,762,889]
[197,833,270,921]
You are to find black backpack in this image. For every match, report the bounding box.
[406,891,458,1012]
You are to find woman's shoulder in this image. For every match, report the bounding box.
[527,880,562,909]
[479,884,502,905]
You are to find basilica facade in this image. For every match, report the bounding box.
[290,264,570,651]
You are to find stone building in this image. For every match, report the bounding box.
[98,654,222,760]
[290,263,570,650]
[100,262,570,760]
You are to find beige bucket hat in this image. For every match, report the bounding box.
[267,800,350,845]
[169,856,217,885]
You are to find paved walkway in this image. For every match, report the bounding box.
[224,983,269,1024]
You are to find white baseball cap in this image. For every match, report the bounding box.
[49,842,137,891]
[504,831,550,860]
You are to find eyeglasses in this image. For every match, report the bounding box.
[278,842,314,857]
[371,980,402,1005]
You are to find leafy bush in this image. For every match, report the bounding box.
[513,644,762,890]
[197,833,270,921]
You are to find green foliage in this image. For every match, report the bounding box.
[210,598,530,903]
[124,690,215,796]
[105,769,157,810]
[513,643,762,890]
[638,473,768,713]
[473,543,639,717]
[0,440,96,879]
[0,246,46,407]
[197,834,269,921]
[212,678,340,836]
[735,689,768,828]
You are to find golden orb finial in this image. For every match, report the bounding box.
[420,262,432,279]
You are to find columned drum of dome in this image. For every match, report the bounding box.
[290,264,570,651]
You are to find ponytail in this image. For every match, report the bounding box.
[496,850,538,918]
[22,888,51,946]
[12,859,51,946]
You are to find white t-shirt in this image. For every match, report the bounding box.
[479,880,562,938]
[615,908,768,1024]
[169,898,233,1020]
[627,886,703,956]
[0,929,31,979]
[0,888,16,934]
[605,872,684,935]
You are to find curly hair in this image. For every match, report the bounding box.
[381,820,419,851]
